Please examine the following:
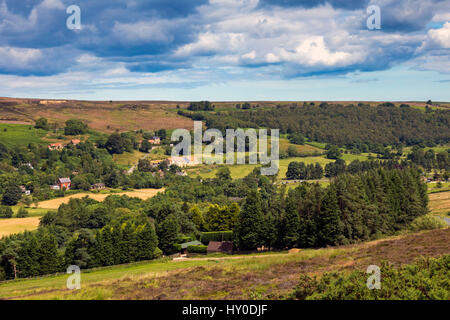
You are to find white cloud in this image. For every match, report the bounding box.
[428,22,450,48]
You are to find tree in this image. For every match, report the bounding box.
[34,118,49,130]
[17,207,29,218]
[234,190,264,250]
[216,167,232,181]
[105,133,127,154]
[326,146,342,159]
[156,216,180,255]
[0,206,13,218]
[1,183,22,206]
[289,133,305,145]
[140,140,152,153]
[1,241,20,279]
[190,206,205,231]
[316,186,341,246]
[138,159,152,172]
[64,119,88,135]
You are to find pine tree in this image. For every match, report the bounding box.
[157,216,180,255]
[234,190,264,251]
[316,186,341,246]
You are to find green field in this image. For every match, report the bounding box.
[0,123,47,147]
[188,153,370,180]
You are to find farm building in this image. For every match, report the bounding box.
[207,241,233,254]
[148,136,161,145]
[179,240,203,254]
[69,139,81,146]
[90,183,106,190]
[57,177,71,190]
[48,143,63,151]
[168,155,200,167]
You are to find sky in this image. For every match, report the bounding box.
[0,0,449,101]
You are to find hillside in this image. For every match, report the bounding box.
[0,228,447,300]
[1,98,449,134]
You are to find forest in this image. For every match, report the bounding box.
[178,103,450,151]
[0,166,428,280]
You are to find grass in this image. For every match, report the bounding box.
[187,153,370,180]
[113,150,147,167]
[428,182,450,194]
[1,228,448,300]
[0,123,47,147]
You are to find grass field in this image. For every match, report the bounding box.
[113,150,148,167]
[35,189,165,210]
[0,217,40,238]
[0,123,47,147]
[0,228,447,300]
[187,153,371,180]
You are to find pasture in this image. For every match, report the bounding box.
[0,123,47,147]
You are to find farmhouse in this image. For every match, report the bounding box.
[69,139,81,146]
[168,156,200,167]
[148,136,161,145]
[48,143,63,151]
[57,177,71,190]
[90,183,106,190]
[207,241,233,254]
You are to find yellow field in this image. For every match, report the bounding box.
[0,217,40,238]
[36,189,164,210]
[429,191,450,215]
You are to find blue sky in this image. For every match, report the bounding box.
[0,0,449,101]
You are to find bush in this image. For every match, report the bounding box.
[0,206,13,218]
[187,245,207,254]
[289,255,450,300]
[16,207,29,218]
[200,231,233,244]
[408,215,447,232]
[172,243,182,252]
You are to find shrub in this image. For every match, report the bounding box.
[172,243,182,252]
[289,255,450,300]
[0,206,13,218]
[16,207,29,218]
[408,215,447,232]
[200,231,233,244]
[187,245,207,254]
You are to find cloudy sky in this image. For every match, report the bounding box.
[0,0,449,101]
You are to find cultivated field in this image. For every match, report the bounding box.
[35,189,164,210]
[429,191,450,215]
[0,217,40,238]
[0,228,447,300]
